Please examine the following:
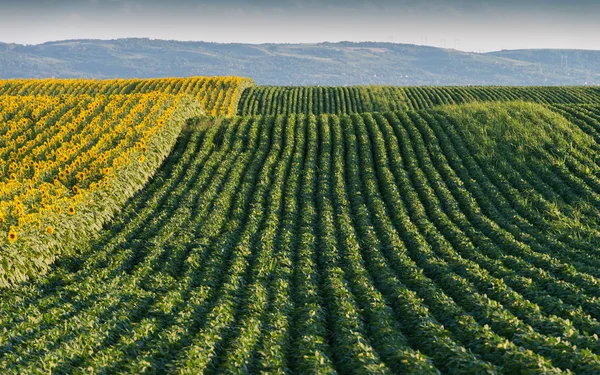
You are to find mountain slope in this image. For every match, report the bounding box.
[2,39,600,85]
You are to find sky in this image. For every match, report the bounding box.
[0,0,599,52]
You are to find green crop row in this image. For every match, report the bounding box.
[238,86,600,115]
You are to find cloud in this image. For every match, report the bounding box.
[0,0,598,51]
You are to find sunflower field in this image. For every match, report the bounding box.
[0,76,253,116]
[0,93,203,287]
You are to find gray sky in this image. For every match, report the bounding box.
[0,0,599,52]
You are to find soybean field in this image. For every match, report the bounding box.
[3,94,600,374]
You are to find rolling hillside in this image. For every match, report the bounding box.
[3,79,600,373]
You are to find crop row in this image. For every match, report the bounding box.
[238,86,600,115]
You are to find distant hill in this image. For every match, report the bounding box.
[487,49,600,75]
[1,39,599,85]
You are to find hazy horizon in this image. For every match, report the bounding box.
[1,0,599,53]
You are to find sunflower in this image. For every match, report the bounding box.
[7,230,17,243]
[46,226,54,235]
[73,186,80,194]
[67,206,75,215]
[138,156,145,163]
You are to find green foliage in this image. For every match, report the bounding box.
[3,90,600,373]
[440,102,595,161]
